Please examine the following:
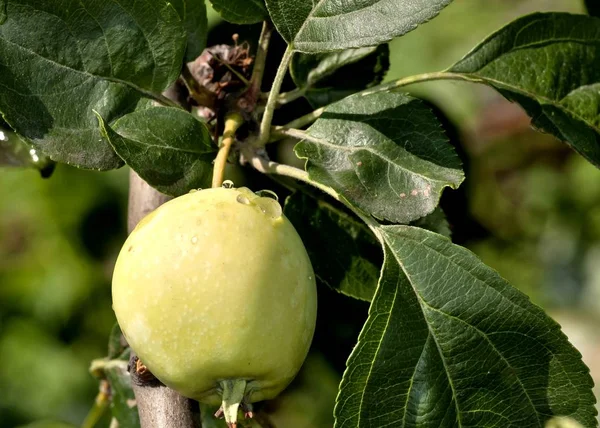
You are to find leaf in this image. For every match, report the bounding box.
[411,207,451,237]
[585,0,600,17]
[171,0,209,62]
[335,225,597,428]
[105,360,141,428]
[449,13,600,167]
[209,0,267,24]
[265,0,452,52]
[295,92,464,223]
[291,45,390,108]
[0,0,187,169]
[97,107,216,196]
[0,0,6,25]
[284,192,381,301]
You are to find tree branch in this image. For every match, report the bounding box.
[127,170,200,428]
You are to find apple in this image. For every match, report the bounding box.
[112,186,317,426]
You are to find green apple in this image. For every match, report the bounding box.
[112,186,317,427]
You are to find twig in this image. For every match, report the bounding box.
[242,147,340,203]
[276,87,307,105]
[249,21,273,97]
[257,46,294,146]
[211,112,245,188]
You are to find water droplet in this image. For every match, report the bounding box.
[236,194,251,205]
[255,197,282,219]
[256,189,279,201]
[191,236,198,244]
[222,180,234,189]
[189,189,198,193]
[29,148,39,162]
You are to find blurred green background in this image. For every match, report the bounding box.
[1,1,599,427]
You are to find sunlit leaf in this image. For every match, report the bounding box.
[265,0,452,52]
[295,92,463,223]
[450,13,600,167]
[335,225,597,427]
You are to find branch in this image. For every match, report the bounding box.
[127,170,200,428]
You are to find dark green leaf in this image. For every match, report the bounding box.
[105,361,141,428]
[284,192,380,301]
[585,0,600,17]
[449,13,600,167]
[265,0,452,52]
[171,0,209,62]
[291,45,389,108]
[97,107,216,196]
[295,92,464,223]
[335,226,597,427]
[0,0,187,169]
[0,0,6,25]
[209,0,267,24]
[411,207,451,237]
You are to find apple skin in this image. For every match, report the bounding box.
[112,187,317,405]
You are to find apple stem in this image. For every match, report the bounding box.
[220,379,247,428]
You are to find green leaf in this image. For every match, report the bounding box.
[97,107,216,196]
[449,13,600,167]
[284,192,381,301]
[209,0,267,24]
[411,207,451,237]
[335,226,597,427]
[265,0,452,52]
[295,92,464,223]
[291,45,390,108]
[171,0,209,62]
[0,0,187,169]
[105,361,141,428]
[0,0,6,25]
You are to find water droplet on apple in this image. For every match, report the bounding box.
[222,180,234,189]
[255,197,282,219]
[236,194,251,205]
[191,236,198,244]
[256,189,279,201]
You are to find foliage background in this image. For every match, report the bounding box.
[0,0,598,426]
